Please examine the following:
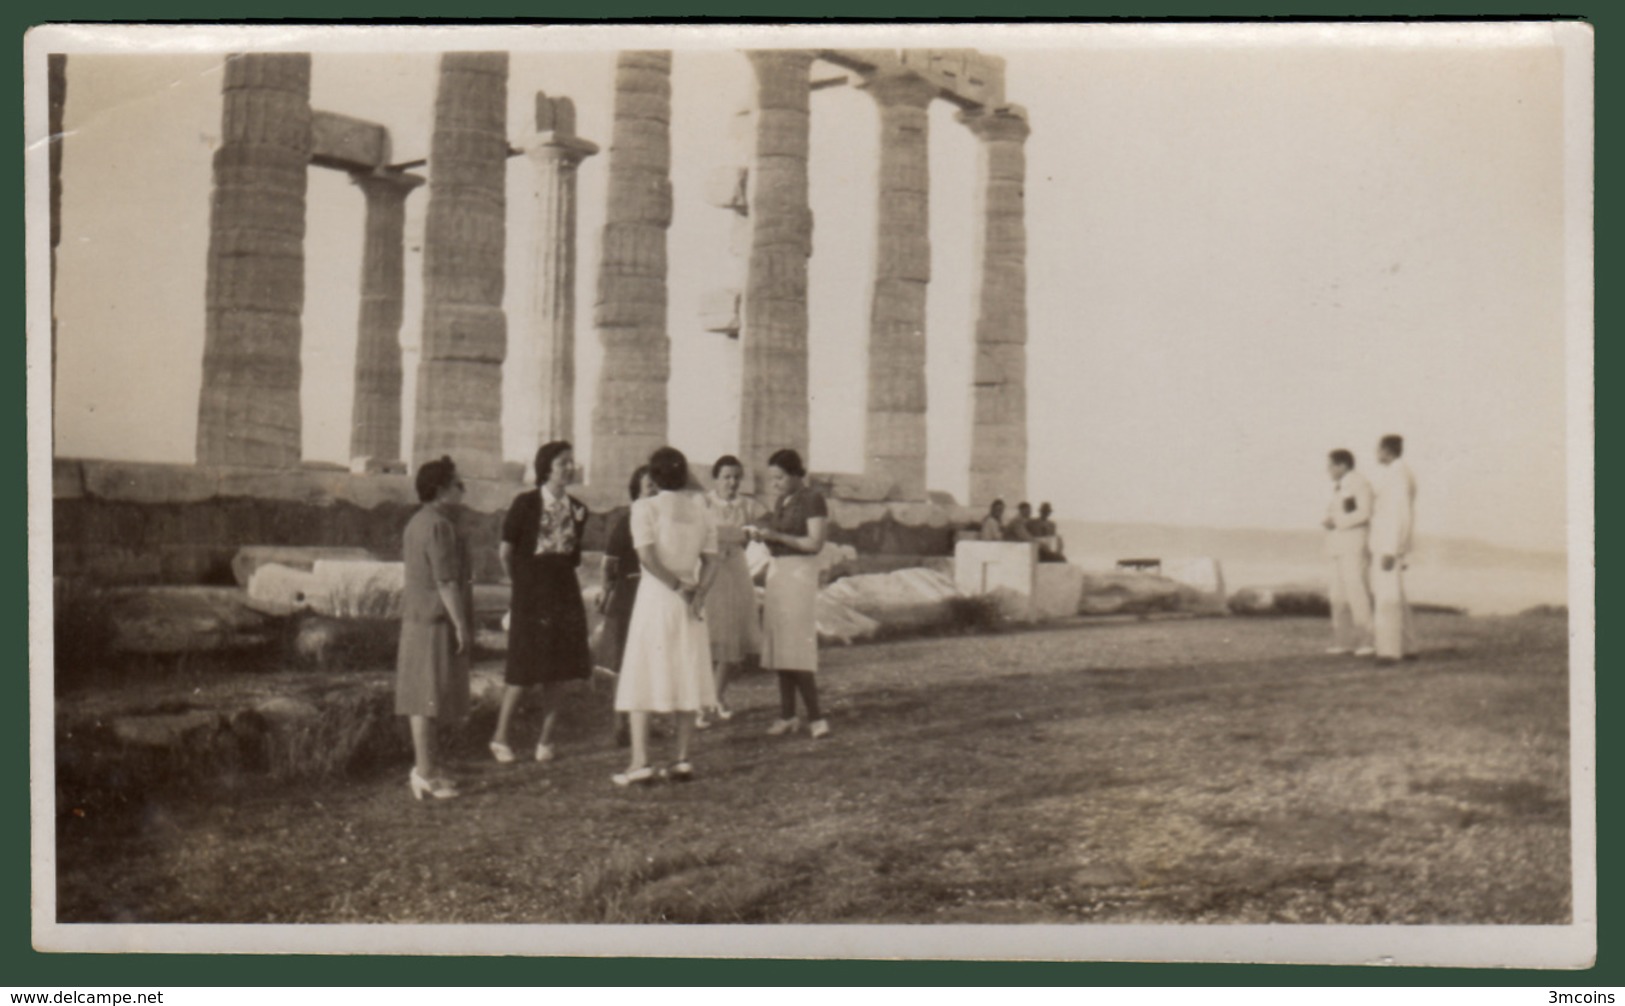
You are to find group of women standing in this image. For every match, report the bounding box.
[393,441,830,800]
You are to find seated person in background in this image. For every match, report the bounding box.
[1005,502,1037,543]
[980,499,1008,541]
[1031,501,1065,561]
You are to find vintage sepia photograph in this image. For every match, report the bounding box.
[26,21,1593,964]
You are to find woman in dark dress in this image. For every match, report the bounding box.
[597,464,657,676]
[490,441,592,764]
[397,456,473,801]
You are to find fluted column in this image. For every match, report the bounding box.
[591,50,672,491]
[961,106,1031,507]
[740,50,814,489]
[527,93,598,446]
[862,70,936,501]
[197,53,313,467]
[348,169,423,468]
[414,52,509,479]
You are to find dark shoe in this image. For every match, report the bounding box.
[669,761,695,783]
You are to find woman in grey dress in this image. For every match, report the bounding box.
[396,456,474,801]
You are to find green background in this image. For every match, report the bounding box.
[11,2,1608,985]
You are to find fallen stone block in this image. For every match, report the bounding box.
[104,586,279,655]
[292,615,401,668]
[816,595,882,645]
[232,545,376,587]
[821,567,962,631]
[1228,584,1331,617]
[1078,571,1200,616]
[253,696,321,722]
[246,563,326,617]
[1033,562,1085,621]
[310,560,405,620]
[111,709,222,747]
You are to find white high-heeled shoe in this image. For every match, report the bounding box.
[409,769,459,801]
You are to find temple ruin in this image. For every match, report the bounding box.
[191,47,1030,505]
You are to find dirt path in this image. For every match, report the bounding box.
[56,613,1571,924]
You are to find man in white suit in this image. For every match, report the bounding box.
[1369,433,1419,664]
[1322,448,1375,656]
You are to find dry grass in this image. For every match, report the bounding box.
[55,613,1570,925]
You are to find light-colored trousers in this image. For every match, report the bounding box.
[1371,557,1416,659]
[1327,550,1374,651]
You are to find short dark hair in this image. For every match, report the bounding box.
[767,448,805,479]
[712,454,744,480]
[989,498,1005,513]
[1039,502,1053,514]
[1380,434,1404,457]
[627,464,651,503]
[1329,449,1355,469]
[534,441,573,485]
[415,455,458,503]
[648,446,690,491]
[1017,502,1033,514]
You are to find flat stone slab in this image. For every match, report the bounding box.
[232,545,376,587]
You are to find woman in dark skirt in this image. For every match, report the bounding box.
[397,456,473,801]
[490,440,592,764]
[597,464,657,676]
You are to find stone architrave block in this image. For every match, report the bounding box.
[310,111,392,171]
[954,540,1039,621]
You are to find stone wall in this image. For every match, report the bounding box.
[53,459,985,588]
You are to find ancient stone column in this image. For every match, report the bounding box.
[196,53,313,468]
[862,70,937,501]
[348,169,423,469]
[413,52,509,479]
[527,93,598,446]
[738,50,814,490]
[590,51,672,491]
[961,105,1031,507]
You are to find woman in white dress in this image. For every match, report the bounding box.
[612,447,721,785]
[699,454,765,726]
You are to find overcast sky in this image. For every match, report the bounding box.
[49,25,1575,552]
